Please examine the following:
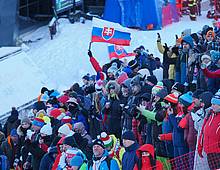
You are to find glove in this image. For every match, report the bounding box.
[88,50,92,57]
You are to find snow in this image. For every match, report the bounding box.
[0,11,213,114]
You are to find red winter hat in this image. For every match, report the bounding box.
[164,92,179,104]
[99,132,113,148]
[117,72,128,85]
[58,95,69,104]
[50,108,65,120]
[61,116,72,124]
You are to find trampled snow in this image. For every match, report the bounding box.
[0,11,213,114]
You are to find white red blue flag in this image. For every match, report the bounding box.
[91,18,131,46]
[108,45,135,59]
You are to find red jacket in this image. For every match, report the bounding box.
[52,137,65,170]
[133,144,163,170]
[198,111,220,154]
[203,68,220,78]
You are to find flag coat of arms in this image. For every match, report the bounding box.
[108,45,135,59]
[91,18,131,46]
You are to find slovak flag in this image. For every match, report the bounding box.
[108,45,135,59]
[91,18,131,46]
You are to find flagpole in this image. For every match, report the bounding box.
[88,42,92,51]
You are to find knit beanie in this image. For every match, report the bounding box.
[93,139,105,149]
[156,87,168,99]
[58,124,74,136]
[192,89,205,99]
[99,132,113,148]
[179,91,193,107]
[70,155,84,167]
[211,89,220,105]
[32,117,45,128]
[95,80,104,91]
[61,116,72,124]
[199,91,213,108]
[43,116,51,124]
[58,95,69,104]
[182,35,194,48]
[10,129,18,137]
[152,82,164,95]
[49,108,66,120]
[21,117,31,125]
[146,75,158,86]
[171,82,185,95]
[40,123,52,136]
[65,148,78,159]
[63,136,77,147]
[164,92,179,104]
[122,131,136,141]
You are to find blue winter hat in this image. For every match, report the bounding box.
[210,50,220,63]
[179,91,193,107]
[211,89,220,105]
[10,129,18,137]
[122,130,136,141]
[70,155,84,167]
[182,35,194,48]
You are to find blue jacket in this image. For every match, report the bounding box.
[168,114,188,147]
[122,142,139,170]
[87,150,119,170]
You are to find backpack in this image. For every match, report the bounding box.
[0,155,9,170]
[88,156,112,170]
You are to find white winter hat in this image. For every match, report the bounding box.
[40,123,52,136]
[58,124,74,136]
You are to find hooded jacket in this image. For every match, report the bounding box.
[133,144,163,170]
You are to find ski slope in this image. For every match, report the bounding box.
[0,11,213,114]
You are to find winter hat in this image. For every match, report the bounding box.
[182,29,191,36]
[128,60,139,70]
[152,82,164,95]
[63,136,77,147]
[146,75,158,86]
[82,74,90,81]
[21,117,31,125]
[107,63,118,75]
[49,108,66,120]
[41,87,49,94]
[210,50,220,63]
[61,116,72,124]
[65,148,78,159]
[199,91,213,108]
[67,97,79,105]
[211,89,220,105]
[73,122,85,132]
[182,35,194,48]
[58,124,74,136]
[141,93,151,102]
[122,131,136,141]
[191,33,199,44]
[10,129,18,137]
[192,89,204,99]
[156,87,168,99]
[11,108,19,117]
[95,79,104,91]
[206,30,215,39]
[32,117,45,128]
[117,72,128,85]
[70,155,84,167]
[58,95,69,104]
[36,109,46,118]
[99,132,113,148]
[40,92,50,102]
[130,75,141,87]
[40,123,52,136]
[164,92,179,104]
[43,116,51,124]
[172,82,185,94]
[93,139,105,149]
[179,91,193,107]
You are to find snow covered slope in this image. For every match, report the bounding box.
[0,11,213,114]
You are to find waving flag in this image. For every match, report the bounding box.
[108,45,135,59]
[91,18,131,46]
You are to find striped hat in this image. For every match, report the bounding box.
[61,116,72,124]
[164,92,179,104]
[32,117,45,128]
[99,132,113,148]
[152,82,163,95]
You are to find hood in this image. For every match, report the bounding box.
[56,136,65,154]
[136,144,155,159]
